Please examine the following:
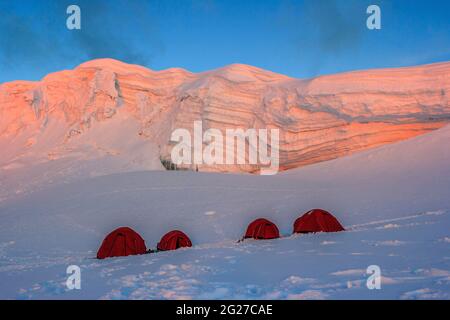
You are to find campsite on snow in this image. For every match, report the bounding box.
[0,57,449,300]
[0,120,449,299]
[2,0,450,304]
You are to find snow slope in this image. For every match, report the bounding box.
[0,112,162,203]
[0,125,449,299]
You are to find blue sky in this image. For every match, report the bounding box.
[0,0,449,82]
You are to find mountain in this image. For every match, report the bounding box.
[1,59,449,174]
[0,59,449,299]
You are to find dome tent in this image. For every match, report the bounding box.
[244,218,280,240]
[293,209,345,234]
[157,230,192,251]
[97,227,147,259]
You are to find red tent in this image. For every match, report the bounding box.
[97,227,147,259]
[157,230,192,251]
[244,218,280,240]
[293,209,345,234]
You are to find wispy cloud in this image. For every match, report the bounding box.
[0,0,164,72]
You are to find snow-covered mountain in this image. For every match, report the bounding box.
[0,121,449,299]
[0,59,449,299]
[1,59,449,174]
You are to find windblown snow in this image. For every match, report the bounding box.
[0,124,449,299]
